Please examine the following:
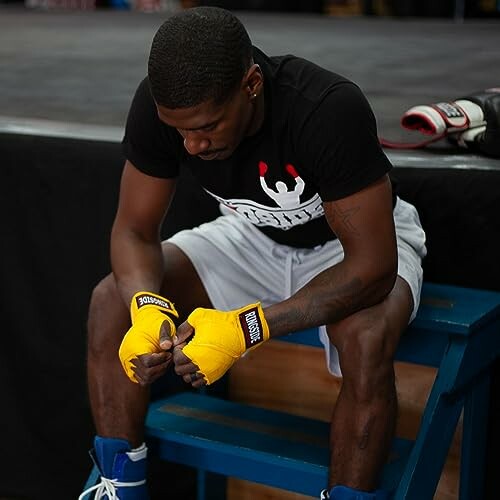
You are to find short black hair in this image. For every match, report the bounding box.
[148,7,253,109]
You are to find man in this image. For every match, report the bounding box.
[83,6,426,500]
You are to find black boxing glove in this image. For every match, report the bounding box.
[451,89,500,157]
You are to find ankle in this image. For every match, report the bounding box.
[82,436,150,500]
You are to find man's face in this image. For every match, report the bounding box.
[156,65,262,161]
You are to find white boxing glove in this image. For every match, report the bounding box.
[401,99,485,136]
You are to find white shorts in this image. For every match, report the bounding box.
[167,197,427,376]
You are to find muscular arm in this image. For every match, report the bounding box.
[264,174,397,336]
[111,160,176,306]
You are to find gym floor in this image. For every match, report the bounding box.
[1,4,500,145]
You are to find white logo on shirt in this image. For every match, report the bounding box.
[259,161,305,209]
[203,162,324,231]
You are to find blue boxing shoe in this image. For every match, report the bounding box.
[320,485,390,500]
[79,436,149,500]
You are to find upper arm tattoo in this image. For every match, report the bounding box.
[324,202,361,237]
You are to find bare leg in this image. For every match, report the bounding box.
[326,277,414,490]
[87,242,212,447]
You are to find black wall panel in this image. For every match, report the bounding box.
[1,132,499,499]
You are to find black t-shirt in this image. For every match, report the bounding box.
[122,47,393,248]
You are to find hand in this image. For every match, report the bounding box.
[173,302,270,385]
[172,323,206,389]
[285,163,299,178]
[119,292,179,383]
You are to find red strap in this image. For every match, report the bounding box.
[378,132,447,150]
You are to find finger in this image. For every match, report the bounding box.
[182,372,195,384]
[130,363,145,385]
[132,355,172,385]
[175,360,200,376]
[137,351,172,369]
[159,319,175,351]
[172,345,194,366]
[183,371,205,386]
[191,377,207,389]
[174,320,195,346]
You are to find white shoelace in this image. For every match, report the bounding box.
[78,476,146,499]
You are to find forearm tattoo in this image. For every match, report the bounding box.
[269,276,365,335]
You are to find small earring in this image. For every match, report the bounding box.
[251,93,257,99]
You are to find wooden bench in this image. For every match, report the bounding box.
[84,282,500,499]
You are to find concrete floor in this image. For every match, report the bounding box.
[1,4,500,144]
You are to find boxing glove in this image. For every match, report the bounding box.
[119,291,179,382]
[451,89,500,157]
[401,97,485,136]
[182,302,270,384]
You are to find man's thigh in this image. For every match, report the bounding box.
[166,214,290,311]
[160,241,214,320]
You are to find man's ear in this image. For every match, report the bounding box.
[244,63,263,98]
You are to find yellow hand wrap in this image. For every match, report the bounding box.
[182,302,270,385]
[119,291,179,382]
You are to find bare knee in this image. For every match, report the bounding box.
[328,278,414,401]
[87,274,130,356]
[328,316,398,402]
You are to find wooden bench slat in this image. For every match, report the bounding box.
[146,393,413,496]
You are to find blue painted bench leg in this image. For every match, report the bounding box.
[459,374,490,500]
[197,470,226,500]
[394,339,467,500]
[195,385,227,500]
[197,469,206,500]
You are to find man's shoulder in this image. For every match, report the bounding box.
[126,75,170,135]
[133,76,154,105]
[257,48,355,105]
